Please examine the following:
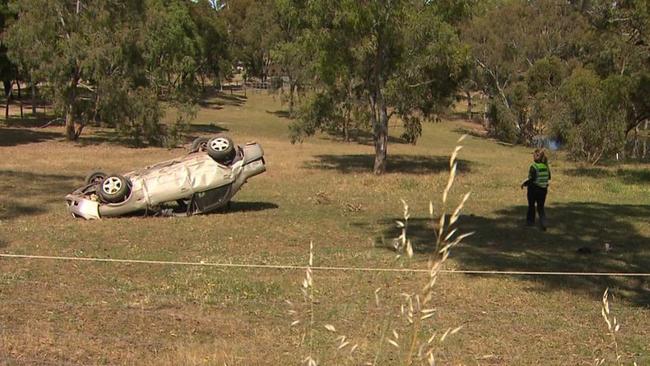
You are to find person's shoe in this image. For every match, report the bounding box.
[539,219,547,231]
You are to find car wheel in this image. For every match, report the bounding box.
[207,135,236,164]
[98,175,130,203]
[190,137,210,152]
[85,171,107,185]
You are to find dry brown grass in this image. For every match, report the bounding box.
[594,288,639,366]
[1,92,649,364]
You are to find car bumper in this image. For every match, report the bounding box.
[66,195,101,220]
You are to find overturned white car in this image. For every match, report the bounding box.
[66,135,266,219]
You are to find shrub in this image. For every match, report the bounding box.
[487,101,519,143]
[551,68,626,164]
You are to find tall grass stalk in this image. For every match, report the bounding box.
[395,134,472,365]
[290,136,473,365]
[595,288,637,366]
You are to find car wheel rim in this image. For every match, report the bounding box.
[102,177,122,195]
[210,138,230,152]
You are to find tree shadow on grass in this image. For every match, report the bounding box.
[0,128,63,146]
[75,124,230,148]
[452,127,488,139]
[305,154,472,175]
[188,123,229,135]
[76,129,135,147]
[266,110,291,119]
[199,92,247,110]
[1,113,53,128]
[616,169,650,184]
[0,200,46,220]
[319,129,408,146]
[375,202,650,306]
[564,167,650,184]
[0,170,83,220]
[564,167,613,178]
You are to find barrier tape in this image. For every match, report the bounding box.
[2,253,650,277]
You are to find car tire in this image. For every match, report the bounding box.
[206,135,236,164]
[85,171,107,185]
[190,137,210,152]
[98,175,131,203]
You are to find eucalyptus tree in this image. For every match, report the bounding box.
[463,0,588,143]
[583,0,650,136]
[269,0,311,115]
[290,0,469,175]
[222,0,279,81]
[5,0,228,145]
[189,0,231,91]
[465,0,649,162]
[550,68,627,164]
[0,0,14,99]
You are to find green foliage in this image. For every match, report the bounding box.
[287,0,469,174]
[487,101,518,143]
[115,88,164,146]
[165,103,197,148]
[552,68,626,164]
[484,56,569,144]
[388,5,470,125]
[401,115,424,144]
[0,0,16,85]
[223,0,278,81]
[526,56,568,97]
[465,0,649,163]
[189,0,231,88]
[464,0,589,144]
[289,92,334,143]
[4,0,227,144]
[269,0,310,114]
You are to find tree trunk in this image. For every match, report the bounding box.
[642,121,648,159]
[65,75,80,140]
[3,80,11,97]
[373,94,389,175]
[17,82,23,119]
[483,98,489,129]
[632,126,639,158]
[30,79,37,115]
[92,92,100,125]
[343,105,350,143]
[65,103,76,140]
[466,90,472,119]
[4,80,12,119]
[288,77,295,116]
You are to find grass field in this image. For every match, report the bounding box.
[1,91,649,365]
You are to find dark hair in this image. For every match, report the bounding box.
[533,148,548,164]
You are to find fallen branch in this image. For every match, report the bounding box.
[39,117,64,128]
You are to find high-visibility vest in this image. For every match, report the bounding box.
[532,163,550,188]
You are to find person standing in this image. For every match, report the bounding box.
[521,149,551,231]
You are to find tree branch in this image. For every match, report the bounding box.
[77,82,96,93]
[408,79,435,88]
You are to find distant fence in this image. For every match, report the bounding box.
[221,77,290,97]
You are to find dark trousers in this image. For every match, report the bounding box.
[527,185,547,225]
